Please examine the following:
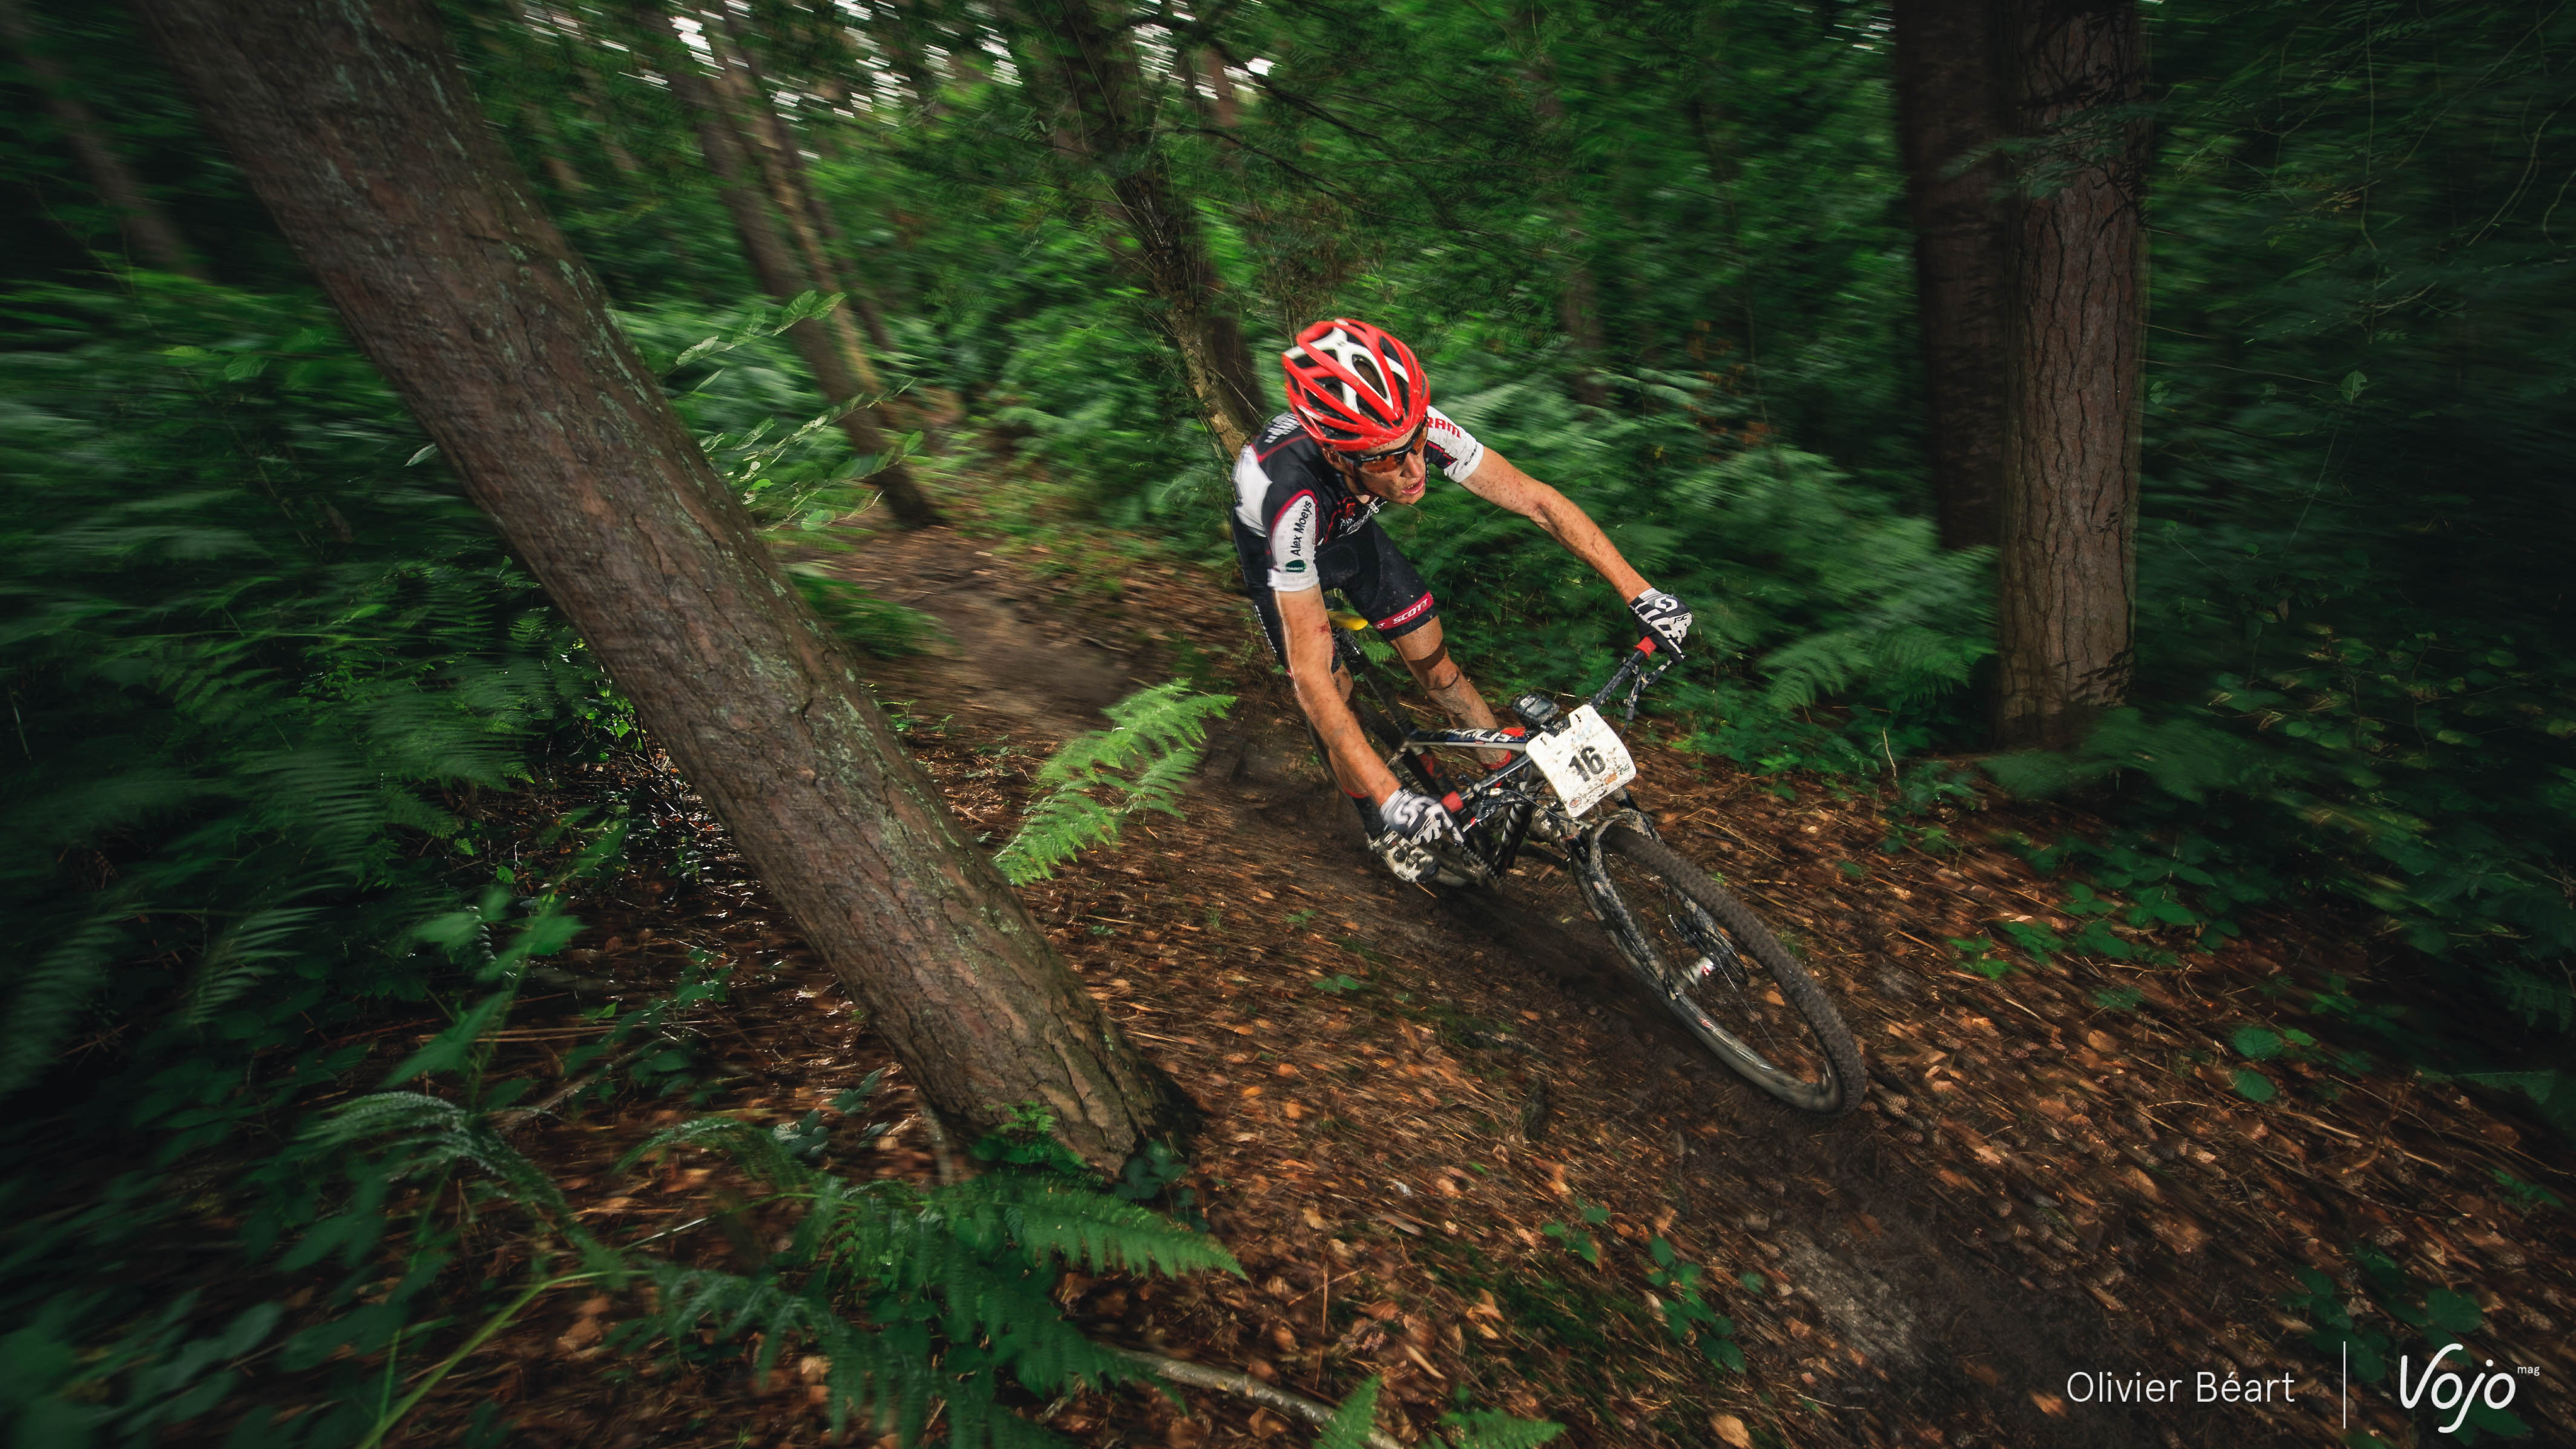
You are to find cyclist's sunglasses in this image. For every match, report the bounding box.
[1353,421,1427,475]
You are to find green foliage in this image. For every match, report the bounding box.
[617,294,924,531]
[1316,1376,1383,1449]
[994,682,1235,884]
[0,274,627,1445]
[789,565,941,658]
[2285,1248,2534,1442]
[1644,1235,1746,1373]
[311,1071,1241,1448]
[1390,380,1992,767]
[1322,1376,1563,1449]
[1967,0,2576,1113]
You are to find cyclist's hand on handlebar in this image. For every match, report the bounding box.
[1629,586,1694,657]
[1376,787,1460,846]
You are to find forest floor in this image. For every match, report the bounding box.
[396,452,2576,1449]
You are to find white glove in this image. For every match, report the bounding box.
[1375,787,1459,847]
[1629,586,1694,656]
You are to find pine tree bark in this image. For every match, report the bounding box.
[0,0,203,277]
[642,5,943,528]
[1016,0,1266,456]
[132,0,1183,1168]
[1892,0,2009,551]
[1992,0,2148,751]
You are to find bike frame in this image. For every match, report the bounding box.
[1332,624,1676,888]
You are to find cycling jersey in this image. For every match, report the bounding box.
[1230,407,1486,594]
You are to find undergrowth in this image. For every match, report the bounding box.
[995,681,1235,885]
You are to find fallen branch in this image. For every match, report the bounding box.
[1110,1348,1403,1449]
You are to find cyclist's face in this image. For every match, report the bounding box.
[1348,429,1429,505]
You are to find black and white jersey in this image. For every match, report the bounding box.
[1229,408,1487,593]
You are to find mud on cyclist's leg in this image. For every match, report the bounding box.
[1389,619,1509,767]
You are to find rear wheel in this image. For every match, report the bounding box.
[1583,824,1862,1114]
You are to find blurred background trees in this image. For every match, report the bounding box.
[4,0,2572,1439]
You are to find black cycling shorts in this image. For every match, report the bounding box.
[1234,517,1438,665]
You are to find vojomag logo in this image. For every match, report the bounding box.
[2396,1345,2538,1436]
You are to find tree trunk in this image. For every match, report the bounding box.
[643,5,944,528]
[0,0,203,277]
[1992,0,2148,751]
[1893,0,2009,551]
[1017,0,1266,456]
[707,13,898,358]
[132,0,1183,1169]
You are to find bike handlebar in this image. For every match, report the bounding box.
[1590,636,1677,720]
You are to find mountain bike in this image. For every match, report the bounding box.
[1329,606,1864,1116]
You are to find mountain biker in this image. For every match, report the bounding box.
[1232,318,1697,882]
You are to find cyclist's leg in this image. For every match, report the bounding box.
[1336,522,1505,757]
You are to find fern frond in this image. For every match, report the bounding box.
[1120,748,1202,820]
[936,1177,1243,1278]
[996,682,1233,884]
[181,899,325,1027]
[615,1112,833,1191]
[993,788,1125,884]
[312,1092,577,1234]
[0,913,130,1097]
[1317,1376,1383,1449]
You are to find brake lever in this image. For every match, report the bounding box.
[1611,639,1674,721]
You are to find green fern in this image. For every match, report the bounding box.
[310,1073,1245,1448]
[1317,1376,1384,1449]
[994,682,1234,884]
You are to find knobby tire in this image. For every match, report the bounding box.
[1589,825,1863,1114]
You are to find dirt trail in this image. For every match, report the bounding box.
[408,485,2574,1449]
[812,520,2255,1448]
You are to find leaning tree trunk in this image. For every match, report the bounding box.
[1992,0,2149,751]
[0,0,203,277]
[642,5,943,528]
[132,0,1184,1170]
[1893,0,2009,551]
[1017,0,1266,456]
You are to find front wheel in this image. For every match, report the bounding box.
[1583,824,1863,1114]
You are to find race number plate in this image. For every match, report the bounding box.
[1525,705,1635,817]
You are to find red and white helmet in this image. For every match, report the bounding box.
[1281,318,1428,453]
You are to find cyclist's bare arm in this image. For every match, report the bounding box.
[1277,583,1403,804]
[1459,448,1650,602]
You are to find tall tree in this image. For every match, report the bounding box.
[131,0,1186,1169]
[1892,0,2008,551]
[1991,0,2149,750]
[0,0,203,277]
[705,11,898,358]
[1014,0,1267,456]
[639,2,944,527]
